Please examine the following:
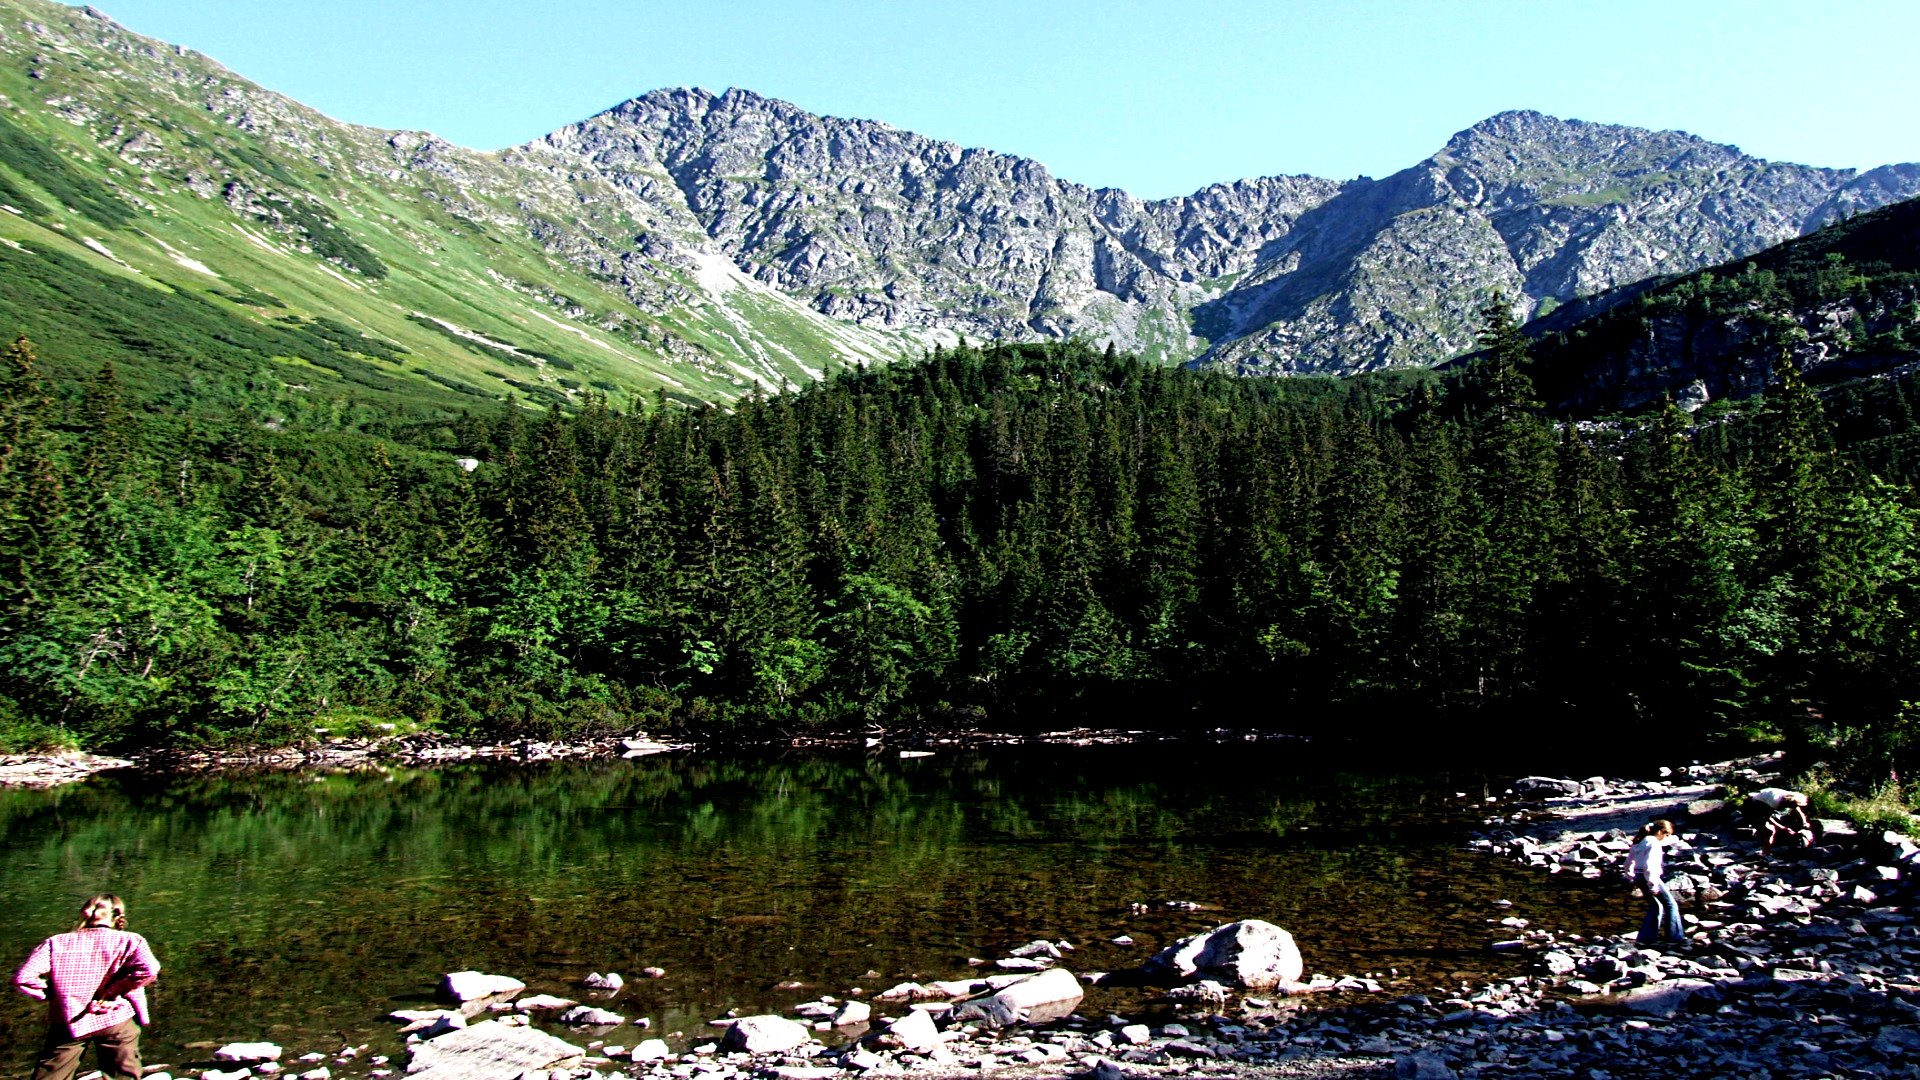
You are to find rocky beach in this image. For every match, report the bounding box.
[20,753,1914,1080]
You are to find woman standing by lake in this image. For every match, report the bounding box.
[1628,820,1687,946]
[13,894,161,1080]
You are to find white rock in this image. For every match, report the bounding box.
[513,994,577,1012]
[1146,920,1303,989]
[215,1044,283,1063]
[884,1009,940,1052]
[874,982,931,1000]
[582,972,624,991]
[440,971,526,1003]
[203,1070,251,1080]
[629,1040,671,1062]
[954,968,1085,1027]
[1120,1024,1151,1045]
[720,1014,812,1054]
[557,1005,625,1026]
[299,1071,329,1080]
[389,1010,468,1036]
[403,1020,585,1080]
[995,957,1049,971]
[831,1000,871,1026]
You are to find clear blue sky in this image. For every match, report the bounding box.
[78,0,1920,200]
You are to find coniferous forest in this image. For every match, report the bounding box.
[3,304,1920,787]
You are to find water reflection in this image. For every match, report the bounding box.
[0,746,1629,1067]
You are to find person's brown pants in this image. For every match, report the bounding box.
[32,1019,141,1080]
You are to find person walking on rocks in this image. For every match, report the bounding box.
[1628,819,1686,946]
[13,894,161,1080]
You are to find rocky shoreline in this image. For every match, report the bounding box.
[23,753,1920,1079]
[0,730,1307,789]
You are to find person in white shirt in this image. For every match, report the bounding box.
[1627,819,1686,946]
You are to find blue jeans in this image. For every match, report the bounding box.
[1636,874,1684,944]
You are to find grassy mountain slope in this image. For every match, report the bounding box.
[0,0,922,422]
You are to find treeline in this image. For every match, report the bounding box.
[1,318,1917,777]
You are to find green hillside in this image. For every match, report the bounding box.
[0,0,919,426]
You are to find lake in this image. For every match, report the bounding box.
[0,744,1629,1068]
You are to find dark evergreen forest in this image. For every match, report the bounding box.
[3,306,1919,788]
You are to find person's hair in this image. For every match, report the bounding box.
[1639,819,1674,839]
[73,894,127,932]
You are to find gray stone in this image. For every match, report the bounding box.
[403,1020,583,1080]
[883,1008,940,1052]
[1145,919,1303,989]
[1393,1053,1456,1080]
[556,1005,625,1026]
[1512,777,1585,797]
[719,1014,811,1055]
[1615,979,1715,1017]
[951,967,1085,1027]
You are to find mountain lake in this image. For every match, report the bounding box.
[0,743,1637,1067]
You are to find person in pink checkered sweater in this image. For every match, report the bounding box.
[14,894,161,1080]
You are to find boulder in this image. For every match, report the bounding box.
[582,972,623,991]
[439,971,526,1003]
[629,1040,670,1062]
[1512,777,1584,797]
[1614,978,1717,1018]
[1394,1051,1457,1079]
[831,1000,871,1026]
[951,968,1085,1027]
[882,1009,940,1052]
[404,1020,583,1080]
[1145,920,1303,989]
[556,1005,624,1026]
[388,1010,467,1037]
[513,995,576,1012]
[215,1044,283,1064]
[719,1014,812,1054]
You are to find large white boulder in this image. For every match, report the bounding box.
[1146,920,1303,989]
[404,1020,583,1080]
[952,967,1085,1027]
[720,1014,813,1055]
[883,1009,941,1052]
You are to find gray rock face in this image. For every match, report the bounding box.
[1146,920,1304,989]
[528,94,1920,374]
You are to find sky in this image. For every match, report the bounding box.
[76,0,1920,200]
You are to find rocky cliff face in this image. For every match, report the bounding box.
[527,93,1920,374]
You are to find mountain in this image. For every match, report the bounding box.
[1510,194,1920,415]
[533,90,1920,376]
[0,0,1915,415]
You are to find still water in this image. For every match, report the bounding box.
[0,745,1630,1068]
